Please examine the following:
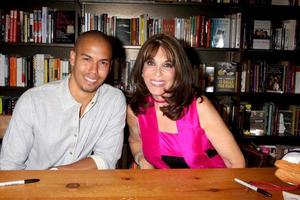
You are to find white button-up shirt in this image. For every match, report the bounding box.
[0,77,126,170]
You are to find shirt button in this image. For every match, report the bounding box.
[74,134,77,137]
[69,152,73,155]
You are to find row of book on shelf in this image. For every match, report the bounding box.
[194,62,238,93]
[0,7,75,43]
[0,54,70,87]
[241,60,300,94]
[249,19,299,50]
[240,102,300,137]
[81,12,242,48]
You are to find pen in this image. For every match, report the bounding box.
[0,179,40,187]
[234,178,272,197]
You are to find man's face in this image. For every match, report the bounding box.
[69,37,112,96]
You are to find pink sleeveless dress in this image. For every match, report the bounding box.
[137,98,226,169]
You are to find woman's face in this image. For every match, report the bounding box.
[142,47,175,99]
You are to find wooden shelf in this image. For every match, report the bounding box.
[0,42,74,48]
[238,135,300,145]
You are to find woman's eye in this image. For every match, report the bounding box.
[163,63,173,68]
[146,60,155,66]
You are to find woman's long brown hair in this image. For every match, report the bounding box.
[128,34,201,120]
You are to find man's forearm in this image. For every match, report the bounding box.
[54,157,98,170]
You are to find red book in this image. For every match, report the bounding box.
[9,56,17,86]
[162,18,175,37]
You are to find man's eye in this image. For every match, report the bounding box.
[83,57,91,62]
[98,61,110,68]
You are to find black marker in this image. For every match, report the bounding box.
[234,178,272,197]
[0,179,40,187]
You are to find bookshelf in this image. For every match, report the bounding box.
[0,0,78,113]
[238,1,300,162]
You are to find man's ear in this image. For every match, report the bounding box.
[69,49,76,67]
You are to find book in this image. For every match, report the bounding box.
[252,20,271,49]
[116,18,131,45]
[277,110,293,136]
[204,66,215,93]
[162,18,175,37]
[295,66,300,94]
[214,62,237,93]
[250,110,266,136]
[210,18,230,48]
[265,64,285,93]
[53,10,75,43]
[282,20,296,50]
[242,103,252,135]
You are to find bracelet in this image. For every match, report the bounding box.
[134,152,144,166]
[49,167,58,170]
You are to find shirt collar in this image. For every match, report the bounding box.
[61,75,79,111]
[61,75,101,112]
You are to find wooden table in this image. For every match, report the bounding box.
[0,168,298,199]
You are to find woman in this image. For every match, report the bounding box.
[127,34,245,169]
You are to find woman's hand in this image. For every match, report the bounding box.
[138,156,155,169]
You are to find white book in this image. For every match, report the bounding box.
[33,54,45,87]
[295,67,300,94]
[16,57,24,87]
[229,13,236,48]
[282,19,296,50]
[235,12,242,48]
[0,54,5,86]
[252,20,271,49]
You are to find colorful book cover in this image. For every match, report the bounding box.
[210,18,230,48]
[250,110,266,136]
[277,110,293,136]
[162,18,175,37]
[265,64,285,93]
[205,66,215,93]
[116,18,131,45]
[214,62,237,93]
[53,10,75,43]
[252,20,271,49]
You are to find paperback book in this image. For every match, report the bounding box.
[204,66,215,93]
[277,110,293,136]
[210,18,230,48]
[214,62,237,93]
[265,64,285,93]
[53,10,75,43]
[116,18,131,45]
[252,20,272,49]
[250,110,266,136]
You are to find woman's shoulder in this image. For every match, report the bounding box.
[195,95,217,115]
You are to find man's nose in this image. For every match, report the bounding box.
[88,61,98,73]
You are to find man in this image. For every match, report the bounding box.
[0,31,126,170]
